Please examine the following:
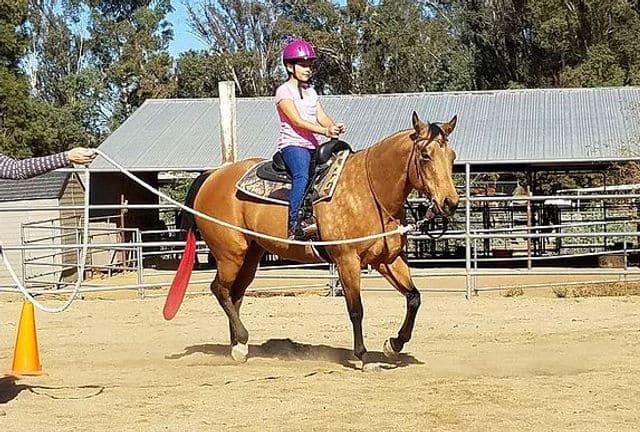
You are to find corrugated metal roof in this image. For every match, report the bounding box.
[0,171,69,202]
[91,87,640,171]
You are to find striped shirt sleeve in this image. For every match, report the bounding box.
[0,152,70,180]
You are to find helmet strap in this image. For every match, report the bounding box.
[293,64,305,82]
[285,63,309,99]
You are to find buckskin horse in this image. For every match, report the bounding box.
[166,112,459,367]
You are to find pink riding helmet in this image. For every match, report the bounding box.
[282,39,317,63]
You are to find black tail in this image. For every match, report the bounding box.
[177,171,213,234]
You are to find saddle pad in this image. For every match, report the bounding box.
[235,150,350,206]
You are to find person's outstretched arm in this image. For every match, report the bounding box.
[0,147,95,180]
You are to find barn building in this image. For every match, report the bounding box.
[87,86,640,263]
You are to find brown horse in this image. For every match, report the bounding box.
[169,112,459,366]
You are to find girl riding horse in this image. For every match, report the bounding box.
[166,110,460,368]
[275,39,346,239]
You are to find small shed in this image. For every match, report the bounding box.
[0,172,85,287]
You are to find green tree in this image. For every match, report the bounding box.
[27,0,102,145]
[0,0,32,157]
[358,0,473,93]
[560,44,626,87]
[446,0,534,89]
[177,50,268,98]
[183,0,280,97]
[22,100,90,156]
[182,0,361,96]
[87,0,176,130]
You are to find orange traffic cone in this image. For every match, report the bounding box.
[6,301,46,377]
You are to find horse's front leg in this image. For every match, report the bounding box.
[376,255,420,359]
[334,255,369,364]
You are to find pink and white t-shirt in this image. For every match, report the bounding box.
[275,82,320,150]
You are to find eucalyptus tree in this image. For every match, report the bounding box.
[26,0,101,147]
[529,0,640,86]
[180,0,360,96]
[86,0,176,129]
[358,0,474,93]
[182,0,280,96]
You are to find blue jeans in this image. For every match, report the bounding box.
[280,146,314,227]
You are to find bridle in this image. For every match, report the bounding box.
[409,134,449,240]
[408,199,448,240]
[366,134,450,241]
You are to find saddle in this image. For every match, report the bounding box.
[236,139,352,207]
[256,139,352,185]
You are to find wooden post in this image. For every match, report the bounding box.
[218,81,237,164]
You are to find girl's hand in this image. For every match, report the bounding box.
[326,124,342,138]
[335,123,346,134]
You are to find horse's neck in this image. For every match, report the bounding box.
[365,131,414,219]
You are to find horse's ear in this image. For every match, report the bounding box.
[412,111,429,138]
[441,115,457,136]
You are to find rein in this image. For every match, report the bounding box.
[364,146,399,223]
[364,147,397,254]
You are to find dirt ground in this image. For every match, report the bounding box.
[0,279,639,431]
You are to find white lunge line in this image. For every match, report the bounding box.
[0,168,91,313]
[94,149,415,246]
[1,150,416,313]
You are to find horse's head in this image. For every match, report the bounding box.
[408,112,459,217]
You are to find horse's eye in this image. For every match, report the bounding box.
[419,141,435,160]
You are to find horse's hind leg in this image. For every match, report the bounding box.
[210,245,261,363]
[227,243,264,348]
[375,256,420,359]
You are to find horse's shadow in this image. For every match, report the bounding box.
[166,338,423,370]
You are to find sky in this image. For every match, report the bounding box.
[166,2,208,58]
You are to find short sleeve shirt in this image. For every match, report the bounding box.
[275,82,320,150]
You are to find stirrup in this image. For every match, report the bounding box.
[299,220,317,236]
[288,220,317,241]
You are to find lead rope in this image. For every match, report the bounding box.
[94,149,415,246]
[364,146,410,254]
[0,168,91,313]
[1,150,429,313]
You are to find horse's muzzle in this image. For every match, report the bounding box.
[442,197,458,217]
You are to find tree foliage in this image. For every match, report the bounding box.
[0,0,31,157]
[181,0,280,97]
[1,0,640,162]
[87,0,176,129]
[358,0,473,93]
